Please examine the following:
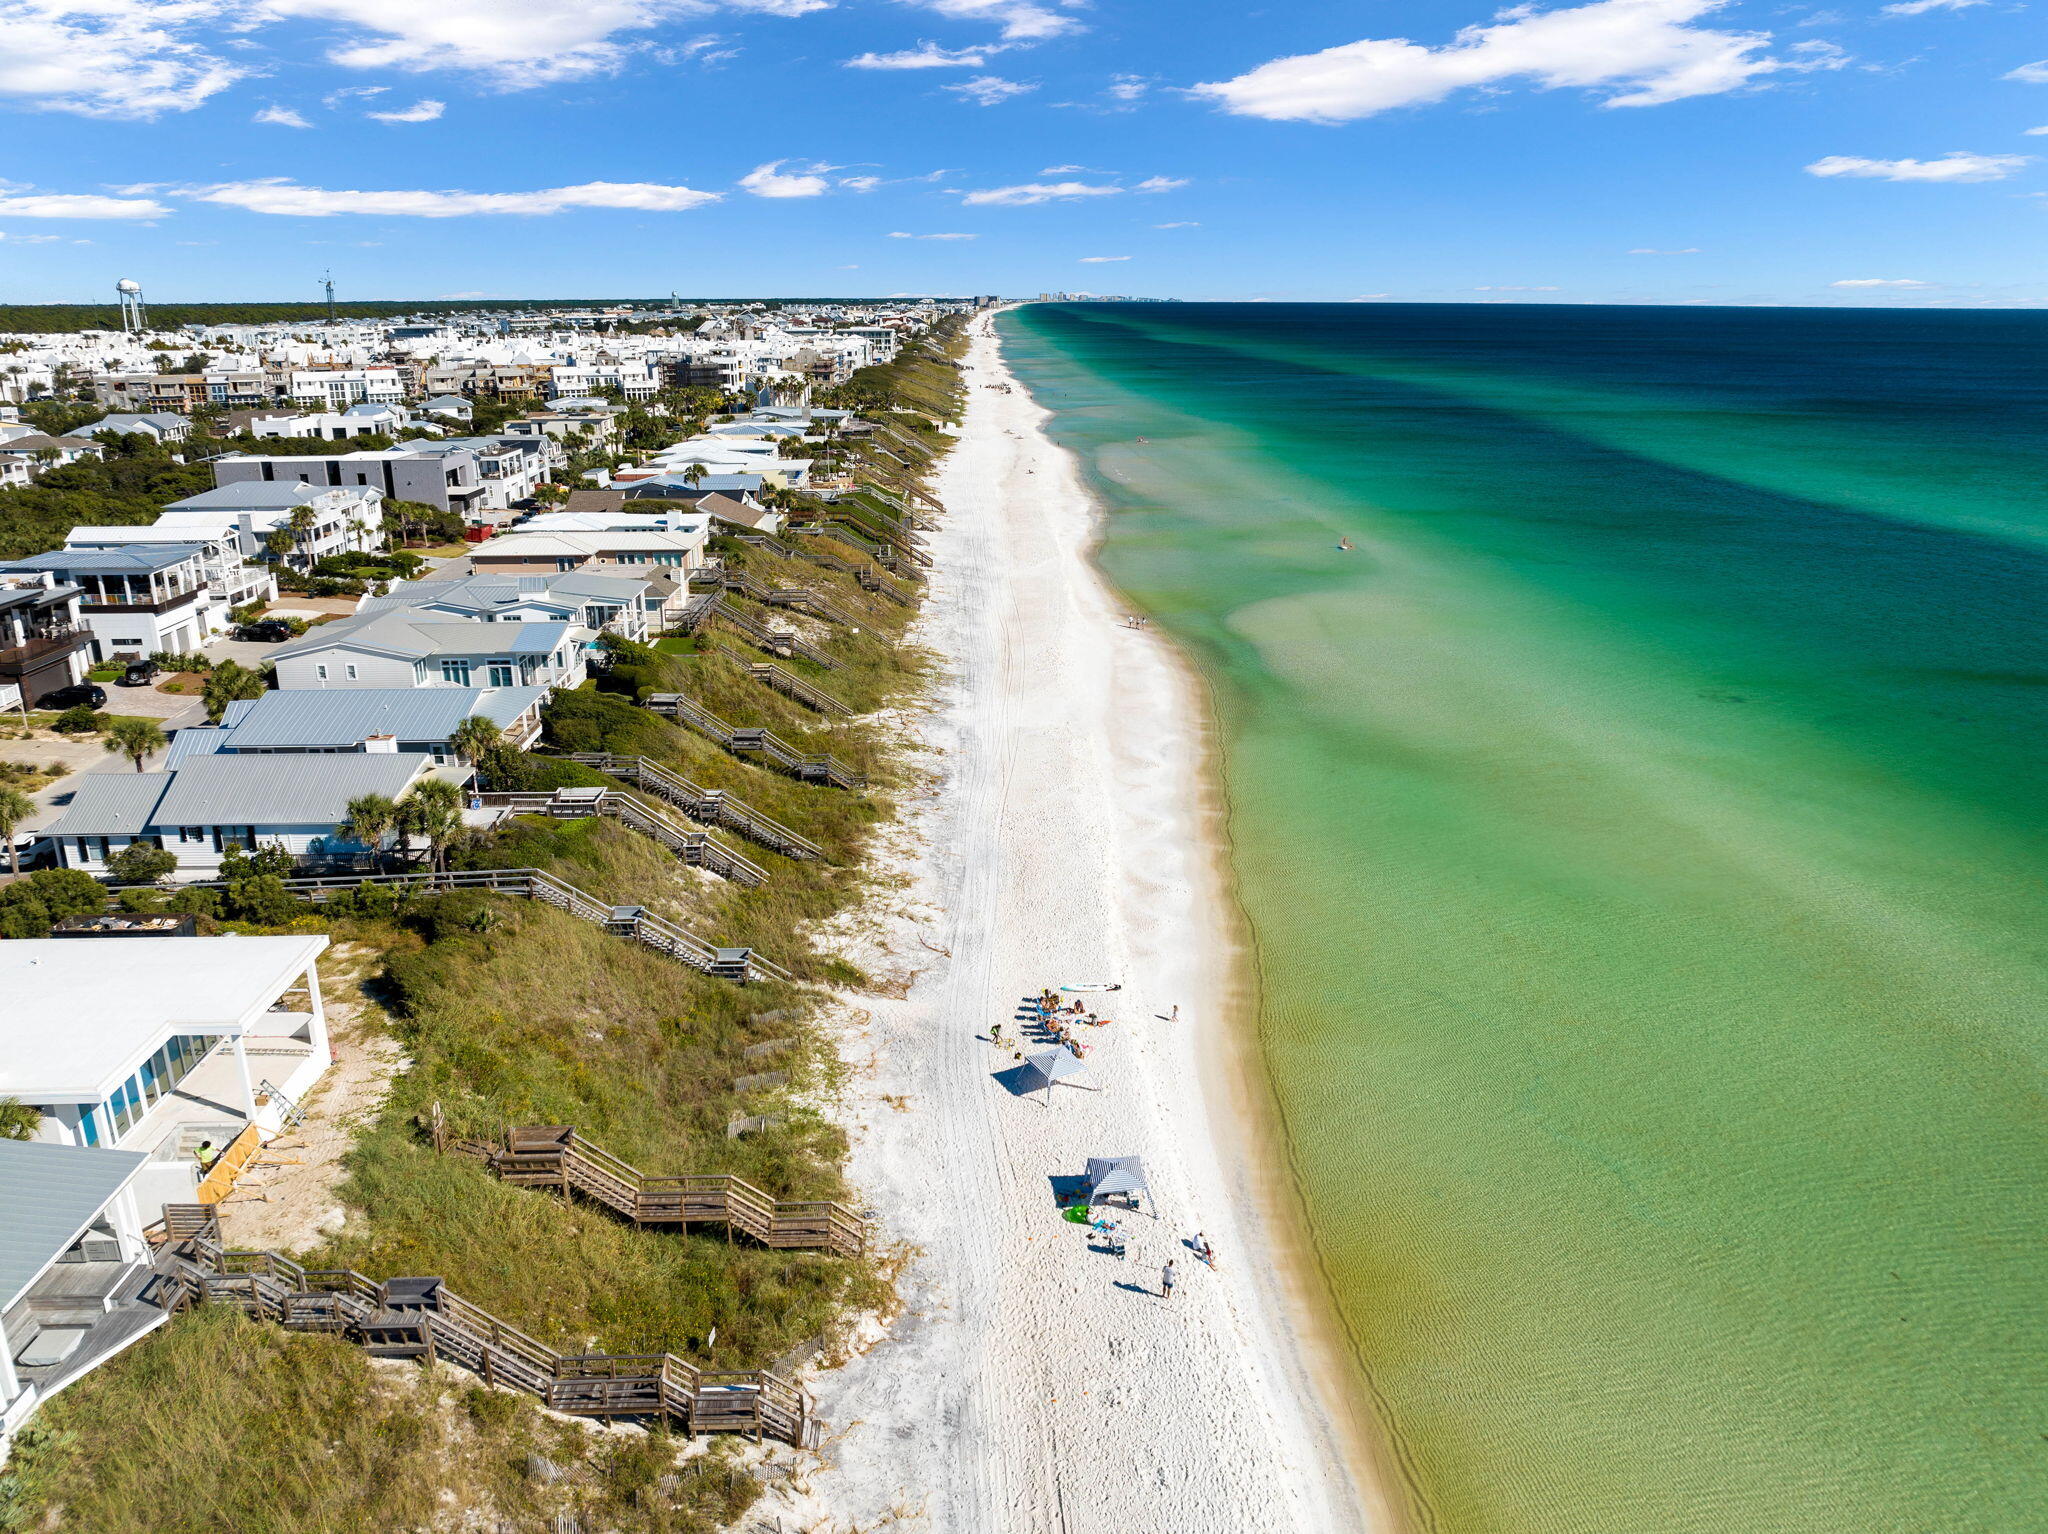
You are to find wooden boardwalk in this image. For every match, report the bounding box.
[478,787,771,884]
[561,752,824,860]
[462,1126,870,1259]
[152,1236,815,1445]
[142,866,791,982]
[644,694,868,791]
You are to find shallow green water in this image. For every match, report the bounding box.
[1002,304,2048,1534]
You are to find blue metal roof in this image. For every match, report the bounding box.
[217,686,545,749]
[0,1140,149,1311]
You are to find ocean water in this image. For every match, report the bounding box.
[1000,303,2048,1534]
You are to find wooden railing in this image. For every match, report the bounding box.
[644,694,866,791]
[478,789,768,885]
[686,595,841,671]
[561,753,822,860]
[141,867,789,982]
[470,1126,868,1260]
[155,1237,814,1446]
[704,639,854,717]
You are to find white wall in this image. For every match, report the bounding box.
[272,646,420,690]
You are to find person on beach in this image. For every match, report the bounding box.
[1161,1259,1177,1301]
[1193,1233,1216,1268]
[992,1023,1005,1048]
[1170,1004,1180,1023]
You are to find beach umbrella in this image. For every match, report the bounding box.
[1085,1155,1153,1216]
[1021,1047,1094,1104]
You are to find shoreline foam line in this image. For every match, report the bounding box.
[801,309,1386,1530]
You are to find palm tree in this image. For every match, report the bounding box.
[341,792,400,870]
[0,786,33,877]
[399,776,465,873]
[102,716,166,772]
[681,461,708,489]
[203,659,268,723]
[447,715,504,782]
[0,1098,42,1142]
[286,505,318,569]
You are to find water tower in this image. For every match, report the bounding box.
[116,278,147,334]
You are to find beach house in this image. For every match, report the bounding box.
[0,572,92,708]
[0,544,219,662]
[182,685,547,759]
[0,933,334,1210]
[268,607,590,691]
[160,480,386,568]
[361,569,669,640]
[39,750,468,877]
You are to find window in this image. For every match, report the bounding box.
[345,663,359,680]
[486,663,514,688]
[180,826,203,843]
[440,660,472,685]
[315,664,329,680]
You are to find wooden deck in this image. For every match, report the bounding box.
[154,1238,816,1446]
[463,1126,870,1260]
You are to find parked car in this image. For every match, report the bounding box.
[236,620,293,642]
[37,681,106,710]
[118,658,159,687]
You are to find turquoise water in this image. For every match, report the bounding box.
[1001,303,2048,1534]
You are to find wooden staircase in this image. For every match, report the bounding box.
[685,595,841,671]
[153,1238,814,1445]
[705,639,854,716]
[562,752,823,860]
[644,694,867,791]
[477,788,769,885]
[160,866,791,982]
[465,1126,869,1260]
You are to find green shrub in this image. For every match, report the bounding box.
[0,868,107,937]
[52,704,102,733]
[104,841,178,886]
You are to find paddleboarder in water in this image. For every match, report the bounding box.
[1338,536,1354,552]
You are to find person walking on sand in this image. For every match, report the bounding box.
[1161,1259,1177,1300]
[1170,1004,1180,1023]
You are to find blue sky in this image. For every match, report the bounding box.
[1,0,2043,305]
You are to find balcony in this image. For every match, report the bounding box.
[0,623,90,675]
[78,587,204,614]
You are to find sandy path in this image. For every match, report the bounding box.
[802,319,1378,1532]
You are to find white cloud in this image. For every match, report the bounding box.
[323,84,389,106]
[960,180,1123,205]
[2028,125,2048,135]
[1078,254,1129,262]
[1830,277,1931,286]
[1153,220,1199,227]
[1805,151,2028,181]
[1133,175,1188,193]
[259,0,727,88]
[254,103,314,127]
[192,178,721,216]
[838,175,882,192]
[0,232,64,243]
[907,0,1080,42]
[1880,0,1980,13]
[0,0,246,118]
[1628,245,1699,252]
[367,97,445,122]
[0,190,170,219]
[1106,73,1147,101]
[1193,0,1818,123]
[945,73,1035,105]
[1473,284,1560,290]
[2007,60,2048,84]
[888,230,978,238]
[739,159,833,197]
[845,42,991,68]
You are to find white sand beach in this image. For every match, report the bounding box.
[801,317,1387,1532]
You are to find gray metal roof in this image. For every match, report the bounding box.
[272,608,575,662]
[0,1139,149,1311]
[42,771,172,837]
[0,544,208,576]
[166,482,336,511]
[364,571,652,616]
[150,751,429,826]
[217,686,545,749]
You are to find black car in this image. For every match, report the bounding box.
[118,658,159,686]
[38,681,107,710]
[237,620,293,642]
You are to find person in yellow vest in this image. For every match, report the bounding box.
[193,1140,220,1175]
